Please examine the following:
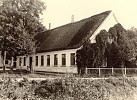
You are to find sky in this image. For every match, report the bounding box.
[40,0,137,29]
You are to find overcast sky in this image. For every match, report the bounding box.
[41,0,137,29]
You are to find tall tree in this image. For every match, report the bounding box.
[76,24,136,75]
[127,27,137,56]
[108,24,135,67]
[76,30,110,75]
[95,30,110,67]
[0,0,46,72]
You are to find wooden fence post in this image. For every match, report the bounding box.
[99,67,101,77]
[3,51,6,72]
[124,67,126,75]
[112,67,114,76]
[85,68,87,74]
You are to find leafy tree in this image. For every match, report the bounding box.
[76,40,94,75]
[108,24,135,68]
[76,30,110,75]
[95,30,110,67]
[76,24,136,75]
[127,27,137,39]
[0,0,46,72]
[127,27,137,56]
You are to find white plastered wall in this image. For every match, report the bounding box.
[16,49,78,73]
[90,12,118,43]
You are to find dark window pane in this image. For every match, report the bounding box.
[62,54,66,66]
[13,57,17,67]
[35,56,38,66]
[47,55,50,66]
[41,55,44,66]
[54,54,58,66]
[19,57,21,66]
[23,57,26,66]
[71,53,75,65]
[5,60,8,64]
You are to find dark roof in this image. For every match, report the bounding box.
[35,10,111,53]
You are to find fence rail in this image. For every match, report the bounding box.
[86,67,137,76]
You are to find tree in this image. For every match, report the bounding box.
[108,24,135,68]
[76,23,136,75]
[0,0,46,72]
[127,27,137,56]
[76,30,110,75]
[76,40,92,75]
[95,30,110,67]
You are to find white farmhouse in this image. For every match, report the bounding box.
[16,10,118,73]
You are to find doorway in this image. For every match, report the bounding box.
[29,57,33,71]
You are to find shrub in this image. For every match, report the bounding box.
[0,76,136,100]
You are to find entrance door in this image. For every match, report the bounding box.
[29,57,33,71]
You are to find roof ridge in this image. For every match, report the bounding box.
[43,10,112,32]
[35,10,112,52]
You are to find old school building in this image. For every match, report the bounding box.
[16,10,118,73]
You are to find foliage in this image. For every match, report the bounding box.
[108,24,135,67]
[76,40,90,75]
[0,76,137,100]
[76,29,110,74]
[95,29,110,67]
[76,24,137,73]
[0,0,46,58]
[127,27,137,55]
[0,77,39,100]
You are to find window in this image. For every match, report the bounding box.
[14,57,17,61]
[47,55,50,66]
[70,53,75,66]
[54,54,58,66]
[13,57,17,67]
[23,57,26,66]
[35,56,38,66]
[5,60,8,64]
[19,57,22,66]
[41,55,44,66]
[62,54,66,66]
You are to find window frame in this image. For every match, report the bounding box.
[23,57,26,66]
[5,60,8,64]
[13,57,17,67]
[70,53,76,66]
[62,54,66,66]
[47,55,50,66]
[19,57,22,66]
[35,56,38,66]
[41,55,44,66]
[54,54,58,66]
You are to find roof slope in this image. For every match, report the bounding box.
[35,11,111,52]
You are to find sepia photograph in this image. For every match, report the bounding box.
[0,0,137,99]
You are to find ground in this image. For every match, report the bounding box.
[0,72,137,100]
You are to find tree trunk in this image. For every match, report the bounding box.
[10,57,14,73]
[101,56,107,67]
[121,60,125,76]
[3,51,6,73]
[30,51,35,74]
[30,59,34,74]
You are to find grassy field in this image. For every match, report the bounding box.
[0,73,137,100]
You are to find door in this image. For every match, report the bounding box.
[29,57,33,71]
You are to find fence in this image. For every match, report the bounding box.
[86,67,137,77]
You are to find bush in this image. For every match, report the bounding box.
[0,76,137,100]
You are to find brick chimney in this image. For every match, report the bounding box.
[71,15,74,23]
[49,23,51,30]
